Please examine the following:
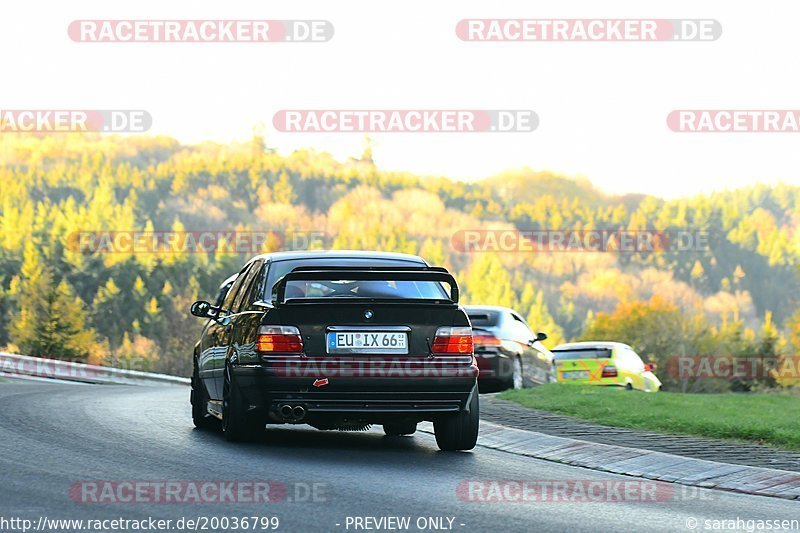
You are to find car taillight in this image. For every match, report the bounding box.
[432,326,473,355]
[473,334,502,347]
[257,325,303,354]
[602,365,618,378]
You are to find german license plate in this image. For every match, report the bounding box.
[561,370,590,380]
[326,331,408,354]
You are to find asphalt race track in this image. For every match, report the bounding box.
[0,381,797,533]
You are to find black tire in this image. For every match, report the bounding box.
[434,387,479,451]
[222,364,263,442]
[191,359,218,430]
[625,382,633,391]
[383,421,417,436]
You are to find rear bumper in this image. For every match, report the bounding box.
[265,391,467,415]
[475,353,512,384]
[231,357,478,420]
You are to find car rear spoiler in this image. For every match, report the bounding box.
[272,266,459,304]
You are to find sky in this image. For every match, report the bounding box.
[2,1,800,198]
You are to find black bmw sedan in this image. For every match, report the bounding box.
[190,250,479,451]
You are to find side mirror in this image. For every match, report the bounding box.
[528,332,548,347]
[190,300,213,318]
[644,363,657,372]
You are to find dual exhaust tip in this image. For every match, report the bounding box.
[278,404,306,421]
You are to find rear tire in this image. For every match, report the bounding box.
[383,421,417,436]
[222,364,263,442]
[191,359,218,430]
[434,388,479,451]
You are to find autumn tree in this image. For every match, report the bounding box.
[581,296,713,391]
[112,332,159,372]
[462,254,515,308]
[3,133,800,380]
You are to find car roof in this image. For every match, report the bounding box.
[250,250,428,265]
[552,341,631,351]
[463,305,516,314]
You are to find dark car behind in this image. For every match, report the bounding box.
[464,305,554,392]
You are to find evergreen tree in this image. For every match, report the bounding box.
[9,243,96,359]
[90,277,124,348]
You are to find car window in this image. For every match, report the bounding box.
[264,258,428,298]
[282,278,448,300]
[238,260,265,310]
[232,260,263,312]
[466,310,500,327]
[214,281,234,308]
[222,263,254,311]
[625,348,645,371]
[615,347,639,370]
[509,313,533,342]
[552,348,612,361]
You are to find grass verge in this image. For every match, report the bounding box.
[499,383,800,450]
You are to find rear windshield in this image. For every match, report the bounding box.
[266,258,449,300]
[552,348,612,361]
[466,311,500,327]
[283,279,448,300]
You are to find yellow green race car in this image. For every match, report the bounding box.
[551,341,662,392]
